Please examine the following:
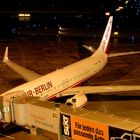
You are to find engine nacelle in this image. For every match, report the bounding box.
[65,94,87,109]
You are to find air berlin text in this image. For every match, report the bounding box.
[25,81,53,96]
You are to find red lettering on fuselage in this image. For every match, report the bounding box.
[25,81,53,96]
[26,90,33,96]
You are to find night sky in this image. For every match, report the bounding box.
[0,0,139,37]
[0,0,139,14]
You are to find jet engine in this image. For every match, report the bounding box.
[65,94,87,108]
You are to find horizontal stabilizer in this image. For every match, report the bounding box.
[82,45,96,53]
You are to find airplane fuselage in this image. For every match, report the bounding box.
[3,51,107,101]
[0,16,113,123]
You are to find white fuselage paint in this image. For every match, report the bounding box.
[3,51,107,101]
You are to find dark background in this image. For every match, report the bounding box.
[0,0,139,38]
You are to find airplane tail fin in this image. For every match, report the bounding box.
[93,16,113,55]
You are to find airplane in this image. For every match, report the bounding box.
[0,16,140,123]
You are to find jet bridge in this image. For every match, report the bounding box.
[1,91,140,140]
[0,90,25,123]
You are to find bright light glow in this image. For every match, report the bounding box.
[105,12,110,16]
[58,31,61,34]
[18,13,31,21]
[114,31,119,35]
[119,6,124,10]
[59,26,62,30]
[116,6,124,11]
[24,14,30,17]
[18,14,24,17]
[18,13,30,17]
[125,0,129,4]
[89,46,93,50]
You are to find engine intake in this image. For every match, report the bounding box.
[65,94,87,108]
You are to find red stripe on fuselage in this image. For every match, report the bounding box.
[42,71,98,101]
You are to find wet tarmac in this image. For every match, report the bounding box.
[0,35,139,139]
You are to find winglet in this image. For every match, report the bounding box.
[3,47,9,63]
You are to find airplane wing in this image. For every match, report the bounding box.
[59,85,140,97]
[3,47,41,81]
[108,51,140,57]
[82,44,140,57]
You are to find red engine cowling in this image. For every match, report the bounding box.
[65,94,87,108]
